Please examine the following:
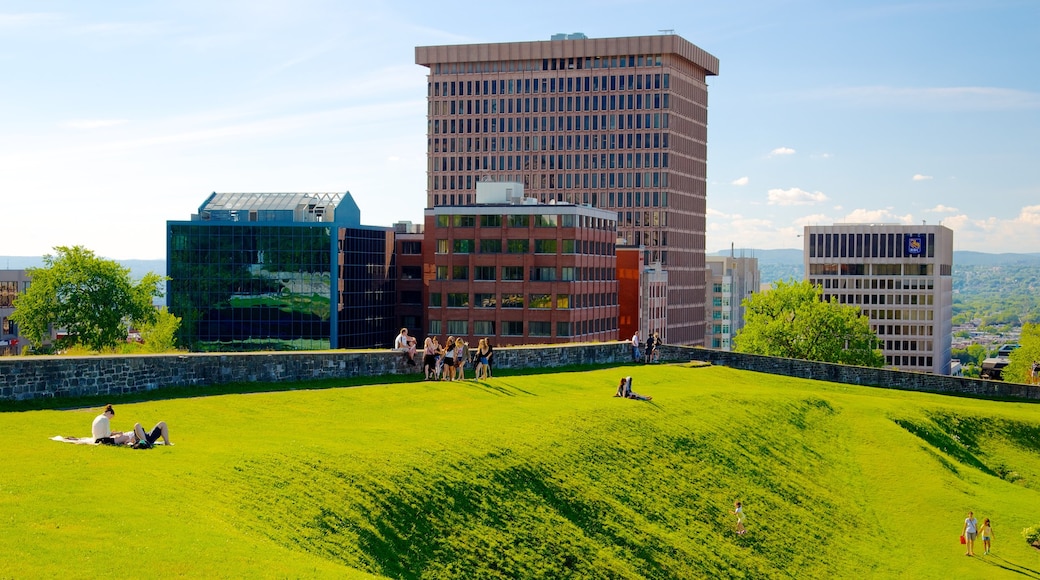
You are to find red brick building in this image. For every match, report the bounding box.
[424,182,617,346]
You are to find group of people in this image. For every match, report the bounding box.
[393,328,494,381]
[630,331,662,364]
[962,511,994,556]
[91,404,172,448]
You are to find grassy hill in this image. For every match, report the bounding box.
[3,365,1040,578]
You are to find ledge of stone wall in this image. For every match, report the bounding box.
[3,342,1037,402]
[0,342,634,401]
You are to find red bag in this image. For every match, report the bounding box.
[960,535,966,545]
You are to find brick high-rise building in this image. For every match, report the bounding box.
[416,34,719,345]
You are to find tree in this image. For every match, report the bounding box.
[1003,323,1040,385]
[734,279,885,367]
[138,307,182,353]
[11,246,165,352]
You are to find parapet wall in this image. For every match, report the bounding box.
[1,343,1037,402]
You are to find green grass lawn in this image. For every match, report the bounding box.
[3,365,1040,578]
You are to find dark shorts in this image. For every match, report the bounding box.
[95,437,116,445]
[423,354,436,368]
[444,357,454,366]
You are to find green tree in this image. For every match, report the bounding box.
[138,307,182,353]
[1003,323,1040,385]
[11,246,165,352]
[734,279,885,367]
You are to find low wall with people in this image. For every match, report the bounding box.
[0,342,632,402]
[2,342,1037,402]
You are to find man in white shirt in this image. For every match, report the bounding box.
[631,332,641,362]
[394,328,417,366]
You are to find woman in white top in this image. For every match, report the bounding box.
[92,404,131,445]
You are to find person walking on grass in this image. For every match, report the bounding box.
[732,501,746,535]
[963,511,979,556]
[981,518,993,555]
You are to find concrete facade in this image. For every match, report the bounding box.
[416,34,719,346]
[804,224,954,374]
[0,270,30,356]
[705,255,760,350]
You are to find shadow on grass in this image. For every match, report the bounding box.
[893,417,995,477]
[978,554,1040,579]
[0,361,647,413]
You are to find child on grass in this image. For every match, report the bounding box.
[733,501,746,535]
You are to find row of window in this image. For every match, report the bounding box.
[433,265,616,282]
[809,263,936,277]
[432,115,670,153]
[433,112,671,139]
[433,170,670,191]
[873,324,935,337]
[434,150,668,173]
[815,277,937,291]
[430,68,670,94]
[884,340,935,352]
[435,239,616,256]
[0,281,28,308]
[429,317,618,338]
[808,232,938,259]
[886,355,934,368]
[431,94,670,120]
[430,292,618,309]
[852,308,936,322]
[825,293,935,306]
[436,213,613,229]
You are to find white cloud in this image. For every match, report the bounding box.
[768,147,796,157]
[731,176,749,186]
[927,204,959,213]
[811,153,833,159]
[767,187,827,206]
[1017,204,1040,226]
[64,119,129,130]
[840,208,913,224]
[912,174,933,181]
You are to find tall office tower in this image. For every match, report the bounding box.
[416,34,719,345]
[804,224,954,374]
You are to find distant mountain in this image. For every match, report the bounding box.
[2,256,167,306]
[708,248,802,266]
[951,252,1040,266]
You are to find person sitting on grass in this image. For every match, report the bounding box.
[613,376,652,401]
[92,404,131,445]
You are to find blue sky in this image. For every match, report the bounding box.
[2,0,1038,259]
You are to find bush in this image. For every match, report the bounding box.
[1023,526,1040,545]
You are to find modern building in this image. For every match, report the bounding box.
[416,33,719,346]
[167,192,397,351]
[705,254,760,351]
[804,224,954,374]
[0,270,30,356]
[424,181,618,346]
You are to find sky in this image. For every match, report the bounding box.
[2,0,1039,259]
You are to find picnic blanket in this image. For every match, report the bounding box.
[51,436,100,445]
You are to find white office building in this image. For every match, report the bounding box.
[804,224,954,374]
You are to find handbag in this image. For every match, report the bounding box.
[959,535,966,545]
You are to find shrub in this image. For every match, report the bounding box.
[1023,526,1040,545]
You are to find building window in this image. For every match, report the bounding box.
[401,241,422,254]
[502,320,524,335]
[481,215,502,227]
[452,215,476,227]
[556,294,570,309]
[561,267,576,281]
[501,294,524,308]
[530,267,556,281]
[475,266,496,280]
[474,293,496,307]
[429,293,442,307]
[436,239,449,253]
[429,320,442,335]
[529,294,552,308]
[507,239,530,253]
[534,239,557,253]
[436,266,448,280]
[474,320,495,335]
[535,215,558,227]
[447,293,469,308]
[556,321,571,336]
[401,291,421,305]
[507,215,530,227]
[529,321,551,336]
[401,266,421,280]
[452,266,468,280]
[562,240,576,253]
[480,239,502,253]
[436,215,449,227]
[502,266,523,281]
[447,320,468,335]
[453,239,475,253]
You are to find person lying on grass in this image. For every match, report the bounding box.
[91,404,173,447]
[613,376,652,401]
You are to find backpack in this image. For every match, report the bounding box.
[132,439,153,450]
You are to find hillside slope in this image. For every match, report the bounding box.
[2,366,1040,578]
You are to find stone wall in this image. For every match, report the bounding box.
[0,343,632,402]
[2,342,1037,402]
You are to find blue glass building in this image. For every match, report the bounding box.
[167,192,396,351]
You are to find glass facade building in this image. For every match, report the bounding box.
[167,192,396,351]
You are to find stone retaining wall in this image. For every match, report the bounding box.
[2,342,1037,402]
